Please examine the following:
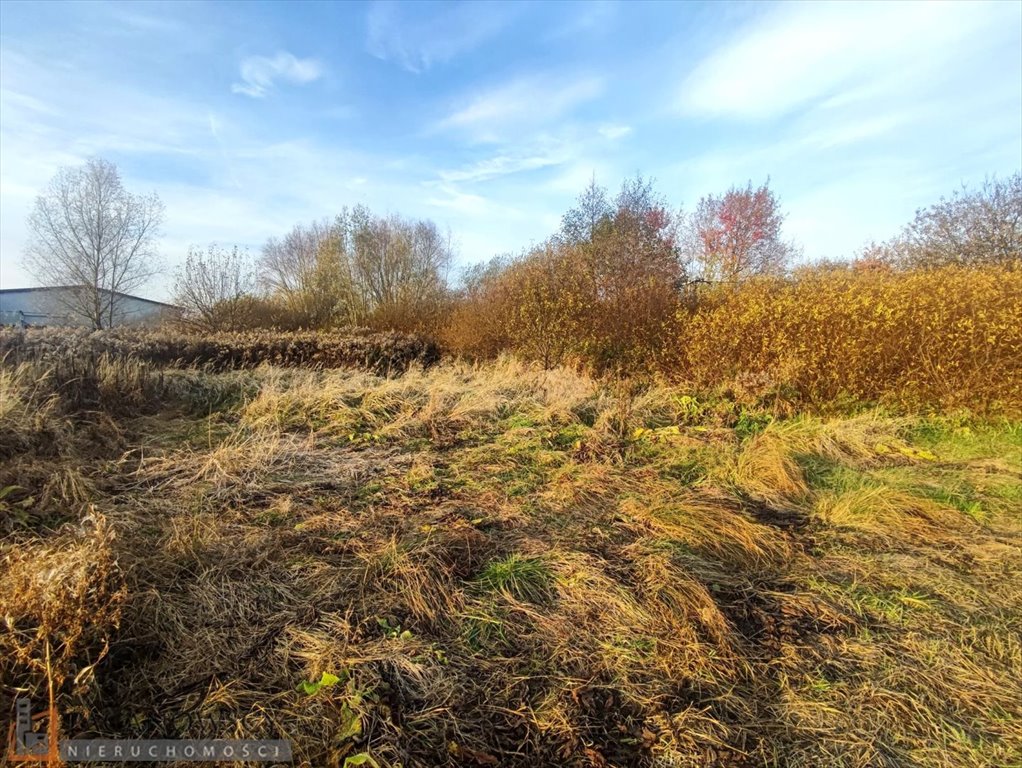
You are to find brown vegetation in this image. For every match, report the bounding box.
[0,327,441,376]
[445,259,1022,411]
[2,349,1020,767]
[678,263,1022,410]
[7,166,1021,767]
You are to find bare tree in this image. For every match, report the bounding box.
[257,218,357,327]
[258,219,334,300]
[24,157,163,329]
[346,209,453,330]
[350,210,452,308]
[893,172,1022,268]
[174,244,255,331]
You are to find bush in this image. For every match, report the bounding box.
[678,263,1022,410]
[443,261,1021,411]
[443,243,686,376]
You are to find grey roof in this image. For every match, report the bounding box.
[0,285,179,309]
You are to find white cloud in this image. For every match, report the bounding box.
[678,1,1010,121]
[435,75,603,142]
[0,48,386,296]
[423,185,492,215]
[366,0,516,73]
[231,52,322,98]
[542,162,615,195]
[438,151,568,185]
[804,114,908,151]
[544,1,617,42]
[597,123,631,140]
[664,0,1021,267]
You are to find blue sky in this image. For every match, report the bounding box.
[1,0,1020,299]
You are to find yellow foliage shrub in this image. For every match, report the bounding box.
[445,260,1020,410]
[443,243,686,376]
[678,264,1022,410]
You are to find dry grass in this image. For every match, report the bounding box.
[0,362,66,459]
[1,353,1020,767]
[0,326,441,376]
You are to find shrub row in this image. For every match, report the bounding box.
[0,327,441,376]
[4,265,1017,411]
[443,261,1022,411]
[679,265,1022,410]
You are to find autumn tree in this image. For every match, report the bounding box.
[573,176,683,371]
[441,256,515,359]
[559,175,684,286]
[174,244,255,331]
[348,208,453,330]
[24,157,164,329]
[459,175,687,373]
[687,179,797,283]
[559,175,612,245]
[499,245,593,368]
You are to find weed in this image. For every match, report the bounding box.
[475,554,553,603]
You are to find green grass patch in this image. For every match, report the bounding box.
[475,553,553,603]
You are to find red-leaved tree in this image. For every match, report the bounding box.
[687,179,798,283]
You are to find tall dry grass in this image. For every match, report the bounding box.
[0,327,441,376]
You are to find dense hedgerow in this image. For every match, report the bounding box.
[442,243,687,376]
[443,261,1022,411]
[679,264,1022,410]
[0,327,441,375]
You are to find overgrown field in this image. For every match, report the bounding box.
[2,355,1021,767]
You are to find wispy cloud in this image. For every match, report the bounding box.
[438,151,569,185]
[544,0,617,42]
[2,0,1017,289]
[423,185,492,215]
[678,1,1005,121]
[597,123,631,140]
[366,0,516,73]
[231,52,322,98]
[435,75,604,142]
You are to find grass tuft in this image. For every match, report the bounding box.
[475,553,553,603]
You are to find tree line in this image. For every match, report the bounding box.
[21,158,1022,343]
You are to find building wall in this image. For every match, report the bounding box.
[0,288,177,327]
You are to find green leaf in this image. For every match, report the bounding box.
[337,703,362,741]
[298,670,343,696]
[343,754,379,768]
